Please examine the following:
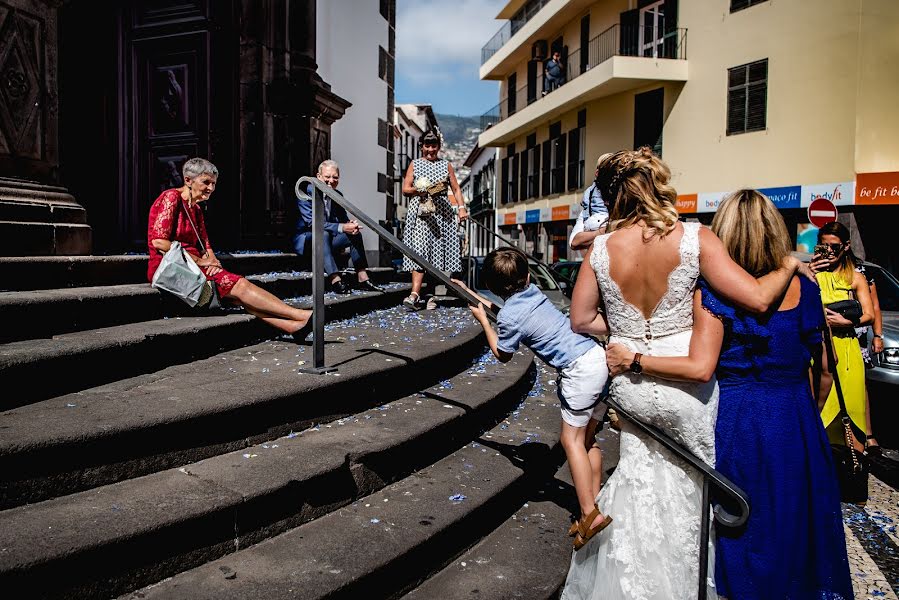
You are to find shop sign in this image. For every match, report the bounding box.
[697,192,729,213]
[503,212,517,226]
[551,205,570,221]
[676,194,697,213]
[539,207,552,222]
[856,172,899,206]
[525,209,540,223]
[757,185,801,210]
[800,182,854,207]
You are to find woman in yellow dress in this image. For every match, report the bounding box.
[812,222,874,450]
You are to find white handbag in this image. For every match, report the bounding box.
[151,241,208,307]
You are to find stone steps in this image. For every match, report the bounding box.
[119,356,562,600]
[0,343,535,600]
[0,284,411,408]
[0,307,486,508]
[0,267,398,343]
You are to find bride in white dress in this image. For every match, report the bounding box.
[561,149,807,600]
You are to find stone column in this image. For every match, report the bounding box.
[0,0,91,255]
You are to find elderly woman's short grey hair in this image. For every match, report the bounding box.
[182,157,219,181]
[317,159,340,175]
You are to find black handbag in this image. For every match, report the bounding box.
[825,299,862,325]
[821,320,868,504]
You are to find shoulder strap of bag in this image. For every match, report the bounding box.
[179,189,207,258]
[820,310,864,471]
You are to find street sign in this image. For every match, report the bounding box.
[807,197,838,227]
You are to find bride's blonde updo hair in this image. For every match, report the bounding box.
[595,147,679,239]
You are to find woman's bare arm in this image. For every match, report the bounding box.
[569,247,609,337]
[699,227,798,313]
[401,163,423,197]
[605,289,724,382]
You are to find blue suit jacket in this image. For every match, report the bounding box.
[294,183,351,251]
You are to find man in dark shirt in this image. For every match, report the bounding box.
[543,50,566,94]
[293,160,383,294]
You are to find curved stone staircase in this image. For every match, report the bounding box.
[0,254,576,600]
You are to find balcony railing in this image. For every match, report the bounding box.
[481,0,553,64]
[468,190,494,216]
[481,25,688,129]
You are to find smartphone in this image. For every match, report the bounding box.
[813,244,832,260]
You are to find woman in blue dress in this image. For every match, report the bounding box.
[605,189,852,599]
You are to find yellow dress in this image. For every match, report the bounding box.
[816,271,866,440]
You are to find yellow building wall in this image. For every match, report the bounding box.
[665,0,863,194]
[855,0,899,174]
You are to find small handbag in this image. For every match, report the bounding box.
[415,180,447,219]
[821,319,869,504]
[151,196,221,309]
[825,298,862,325]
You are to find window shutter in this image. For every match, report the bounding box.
[619,9,639,56]
[727,87,746,135]
[501,157,509,204]
[567,129,580,191]
[541,140,551,196]
[510,153,519,202]
[519,150,529,199]
[533,144,541,198]
[746,84,767,131]
[730,0,750,12]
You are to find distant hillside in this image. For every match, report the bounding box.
[434,113,482,181]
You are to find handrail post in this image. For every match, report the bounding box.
[298,183,336,374]
[698,477,710,600]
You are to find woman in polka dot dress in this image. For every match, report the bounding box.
[400,128,468,310]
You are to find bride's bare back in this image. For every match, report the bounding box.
[606,221,685,320]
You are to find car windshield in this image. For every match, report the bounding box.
[529,262,559,291]
[865,264,899,312]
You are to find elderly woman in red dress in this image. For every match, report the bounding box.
[147,157,312,339]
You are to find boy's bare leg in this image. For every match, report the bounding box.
[561,420,607,529]
[584,417,603,499]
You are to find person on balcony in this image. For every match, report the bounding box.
[293,160,383,294]
[543,50,566,95]
[400,128,468,310]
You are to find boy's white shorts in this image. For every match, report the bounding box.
[558,344,609,428]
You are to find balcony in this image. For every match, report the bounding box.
[481,0,553,64]
[480,25,688,147]
[469,190,495,216]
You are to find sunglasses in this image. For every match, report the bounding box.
[814,242,844,257]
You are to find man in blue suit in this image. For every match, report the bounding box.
[293,160,383,294]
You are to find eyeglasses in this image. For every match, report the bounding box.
[825,242,844,254]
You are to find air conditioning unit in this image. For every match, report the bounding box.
[531,39,548,60]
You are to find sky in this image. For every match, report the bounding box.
[395,0,504,117]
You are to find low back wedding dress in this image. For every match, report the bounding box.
[561,222,718,600]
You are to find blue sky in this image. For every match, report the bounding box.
[395,0,504,117]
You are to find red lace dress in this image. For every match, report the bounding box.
[147,189,242,296]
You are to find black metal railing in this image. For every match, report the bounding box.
[296,177,749,600]
[605,398,749,600]
[463,218,575,288]
[481,0,553,64]
[481,24,688,129]
[294,177,496,372]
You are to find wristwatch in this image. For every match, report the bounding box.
[873,333,884,340]
[629,352,643,374]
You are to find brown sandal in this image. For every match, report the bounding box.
[573,505,613,551]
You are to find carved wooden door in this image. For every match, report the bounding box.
[124,1,236,248]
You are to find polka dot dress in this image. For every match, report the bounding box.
[401,158,462,273]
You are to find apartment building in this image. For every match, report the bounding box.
[317,0,396,266]
[461,144,500,256]
[477,0,899,268]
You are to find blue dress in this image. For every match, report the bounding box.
[700,277,853,600]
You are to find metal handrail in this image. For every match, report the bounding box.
[295,177,496,372]
[464,218,576,288]
[605,397,750,600]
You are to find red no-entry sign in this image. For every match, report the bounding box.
[808,197,838,228]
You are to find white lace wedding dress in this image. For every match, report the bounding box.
[561,222,719,600]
